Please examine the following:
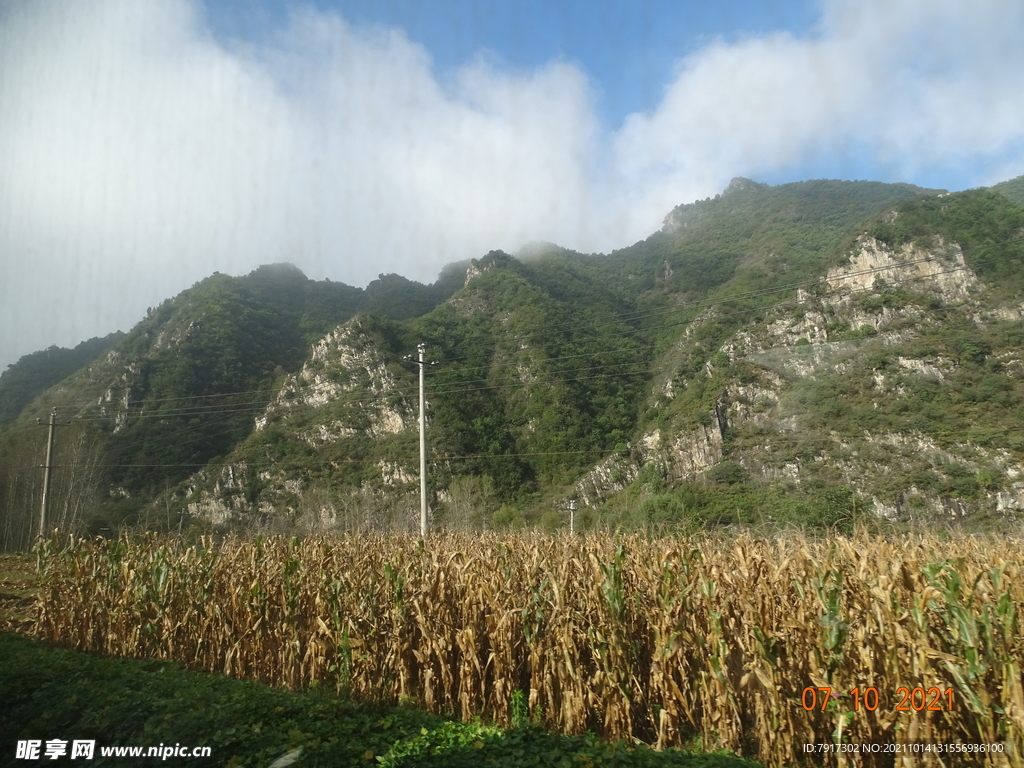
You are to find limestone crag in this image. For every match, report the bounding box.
[826,235,977,303]
[256,318,411,442]
[569,223,1020,522]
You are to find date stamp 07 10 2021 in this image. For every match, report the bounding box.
[799,686,1005,756]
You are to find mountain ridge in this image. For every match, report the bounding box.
[3,174,1024,546]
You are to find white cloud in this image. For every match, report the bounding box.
[611,0,1024,219]
[1,0,1023,371]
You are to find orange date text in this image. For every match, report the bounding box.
[801,686,955,712]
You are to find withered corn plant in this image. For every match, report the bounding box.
[34,530,1024,767]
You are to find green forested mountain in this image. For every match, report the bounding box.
[0,332,124,429]
[0,263,465,547]
[593,177,942,297]
[4,175,1024,547]
[991,173,1024,208]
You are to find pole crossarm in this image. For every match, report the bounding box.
[561,498,577,535]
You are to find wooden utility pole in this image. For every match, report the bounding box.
[38,408,57,536]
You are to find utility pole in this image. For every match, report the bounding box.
[403,344,436,537]
[405,344,430,537]
[568,499,576,535]
[418,343,427,538]
[38,408,57,537]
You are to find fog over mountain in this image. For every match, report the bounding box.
[2,0,1023,373]
[5,175,1024,548]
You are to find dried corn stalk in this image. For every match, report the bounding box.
[34,530,1024,767]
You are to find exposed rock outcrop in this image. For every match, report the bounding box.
[826,235,977,302]
[256,319,411,442]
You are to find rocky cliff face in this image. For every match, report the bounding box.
[13,179,1020,541]
[572,221,1024,524]
[94,351,139,433]
[825,234,976,303]
[180,315,420,527]
[256,320,411,442]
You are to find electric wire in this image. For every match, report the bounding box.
[21,241,1024,432]
[73,242,1017,417]
[26,233,1024,418]
[423,234,1024,362]
[7,235,1024,458]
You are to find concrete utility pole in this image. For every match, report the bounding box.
[403,344,434,537]
[568,499,576,535]
[38,408,57,536]
[418,343,427,537]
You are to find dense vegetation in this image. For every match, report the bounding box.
[0,264,465,548]
[992,172,1024,208]
[5,175,1024,543]
[418,251,651,497]
[0,332,123,429]
[1,631,762,767]
[30,530,1024,767]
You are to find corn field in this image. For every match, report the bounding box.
[34,531,1024,767]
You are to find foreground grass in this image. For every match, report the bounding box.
[0,632,765,768]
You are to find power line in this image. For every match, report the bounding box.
[399,234,1024,364]
[36,249,1024,434]
[9,234,1024,431]
[8,247,1024,485]
[3,448,616,472]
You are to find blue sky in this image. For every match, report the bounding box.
[203,0,822,130]
[1,0,1023,371]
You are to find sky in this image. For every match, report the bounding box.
[1,0,1023,372]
